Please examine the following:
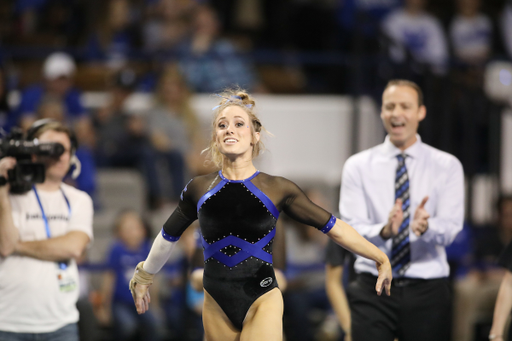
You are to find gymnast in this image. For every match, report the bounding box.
[129,89,392,341]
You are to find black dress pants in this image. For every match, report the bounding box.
[348,273,451,341]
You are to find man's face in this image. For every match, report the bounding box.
[37,130,72,181]
[381,85,426,150]
[45,76,72,97]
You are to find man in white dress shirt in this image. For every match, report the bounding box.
[339,80,464,341]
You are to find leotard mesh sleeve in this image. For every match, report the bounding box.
[273,177,334,232]
[162,179,199,240]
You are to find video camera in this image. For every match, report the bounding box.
[0,127,65,194]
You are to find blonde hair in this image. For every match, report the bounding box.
[202,89,267,168]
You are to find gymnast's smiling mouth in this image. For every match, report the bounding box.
[224,138,238,144]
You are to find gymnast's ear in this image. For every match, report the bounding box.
[252,131,260,146]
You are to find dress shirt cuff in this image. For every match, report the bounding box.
[420,221,435,243]
[418,218,453,245]
[356,222,389,246]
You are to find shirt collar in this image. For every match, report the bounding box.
[382,134,422,159]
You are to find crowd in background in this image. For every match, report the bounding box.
[0,0,511,340]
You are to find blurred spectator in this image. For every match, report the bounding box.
[381,0,449,75]
[96,210,162,341]
[501,0,512,59]
[147,65,211,200]
[13,0,47,36]
[37,97,65,122]
[449,0,492,66]
[337,0,402,50]
[76,252,101,341]
[162,226,204,341]
[36,98,97,201]
[13,52,90,131]
[0,65,12,131]
[94,68,164,208]
[84,0,141,69]
[176,5,263,93]
[453,195,512,341]
[12,0,85,45]
[142,0,195,57]
[325,238,355,341]
[283,188,334,341]
[146,66,188,199]
[443,0,494,178]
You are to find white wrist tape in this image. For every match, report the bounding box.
[142,232,177,274]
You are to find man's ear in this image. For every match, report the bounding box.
[418,105,426,122]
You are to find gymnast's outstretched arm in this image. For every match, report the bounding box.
[327,220,392,296]
[130,179,199,314]
[277,177,392,296]
[129,232,178,314]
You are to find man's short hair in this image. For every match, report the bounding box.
[384,79,424,107]
[28,120,77,153]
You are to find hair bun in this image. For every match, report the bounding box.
[235,91,255,108]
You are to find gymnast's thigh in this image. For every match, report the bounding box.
[241,287,284,341]
[202,289,240,341]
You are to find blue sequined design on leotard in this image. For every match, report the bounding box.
[197,170,280,330]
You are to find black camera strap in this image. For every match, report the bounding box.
[32,185,71,270]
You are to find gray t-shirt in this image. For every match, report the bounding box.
[146,106,191,155]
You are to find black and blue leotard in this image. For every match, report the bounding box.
[161,170,336,330]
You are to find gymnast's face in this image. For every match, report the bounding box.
[215,106,259,160]
[381,85,426,151]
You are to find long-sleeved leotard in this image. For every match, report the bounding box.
[162,170,336,330]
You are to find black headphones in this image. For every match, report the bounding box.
[26,118,81,179]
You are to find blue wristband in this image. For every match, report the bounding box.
[161,228,180,242]
[321,215,336,234]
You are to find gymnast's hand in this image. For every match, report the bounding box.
[132,283,151,314]
[375,258,392,296]
[129,261,155,314]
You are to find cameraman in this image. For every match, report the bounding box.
[0,120,93,341]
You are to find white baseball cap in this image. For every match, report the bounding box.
[43,52,76,80]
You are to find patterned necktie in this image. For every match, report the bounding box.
[391,153,411,276]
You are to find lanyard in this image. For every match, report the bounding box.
[32,185,71,270]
